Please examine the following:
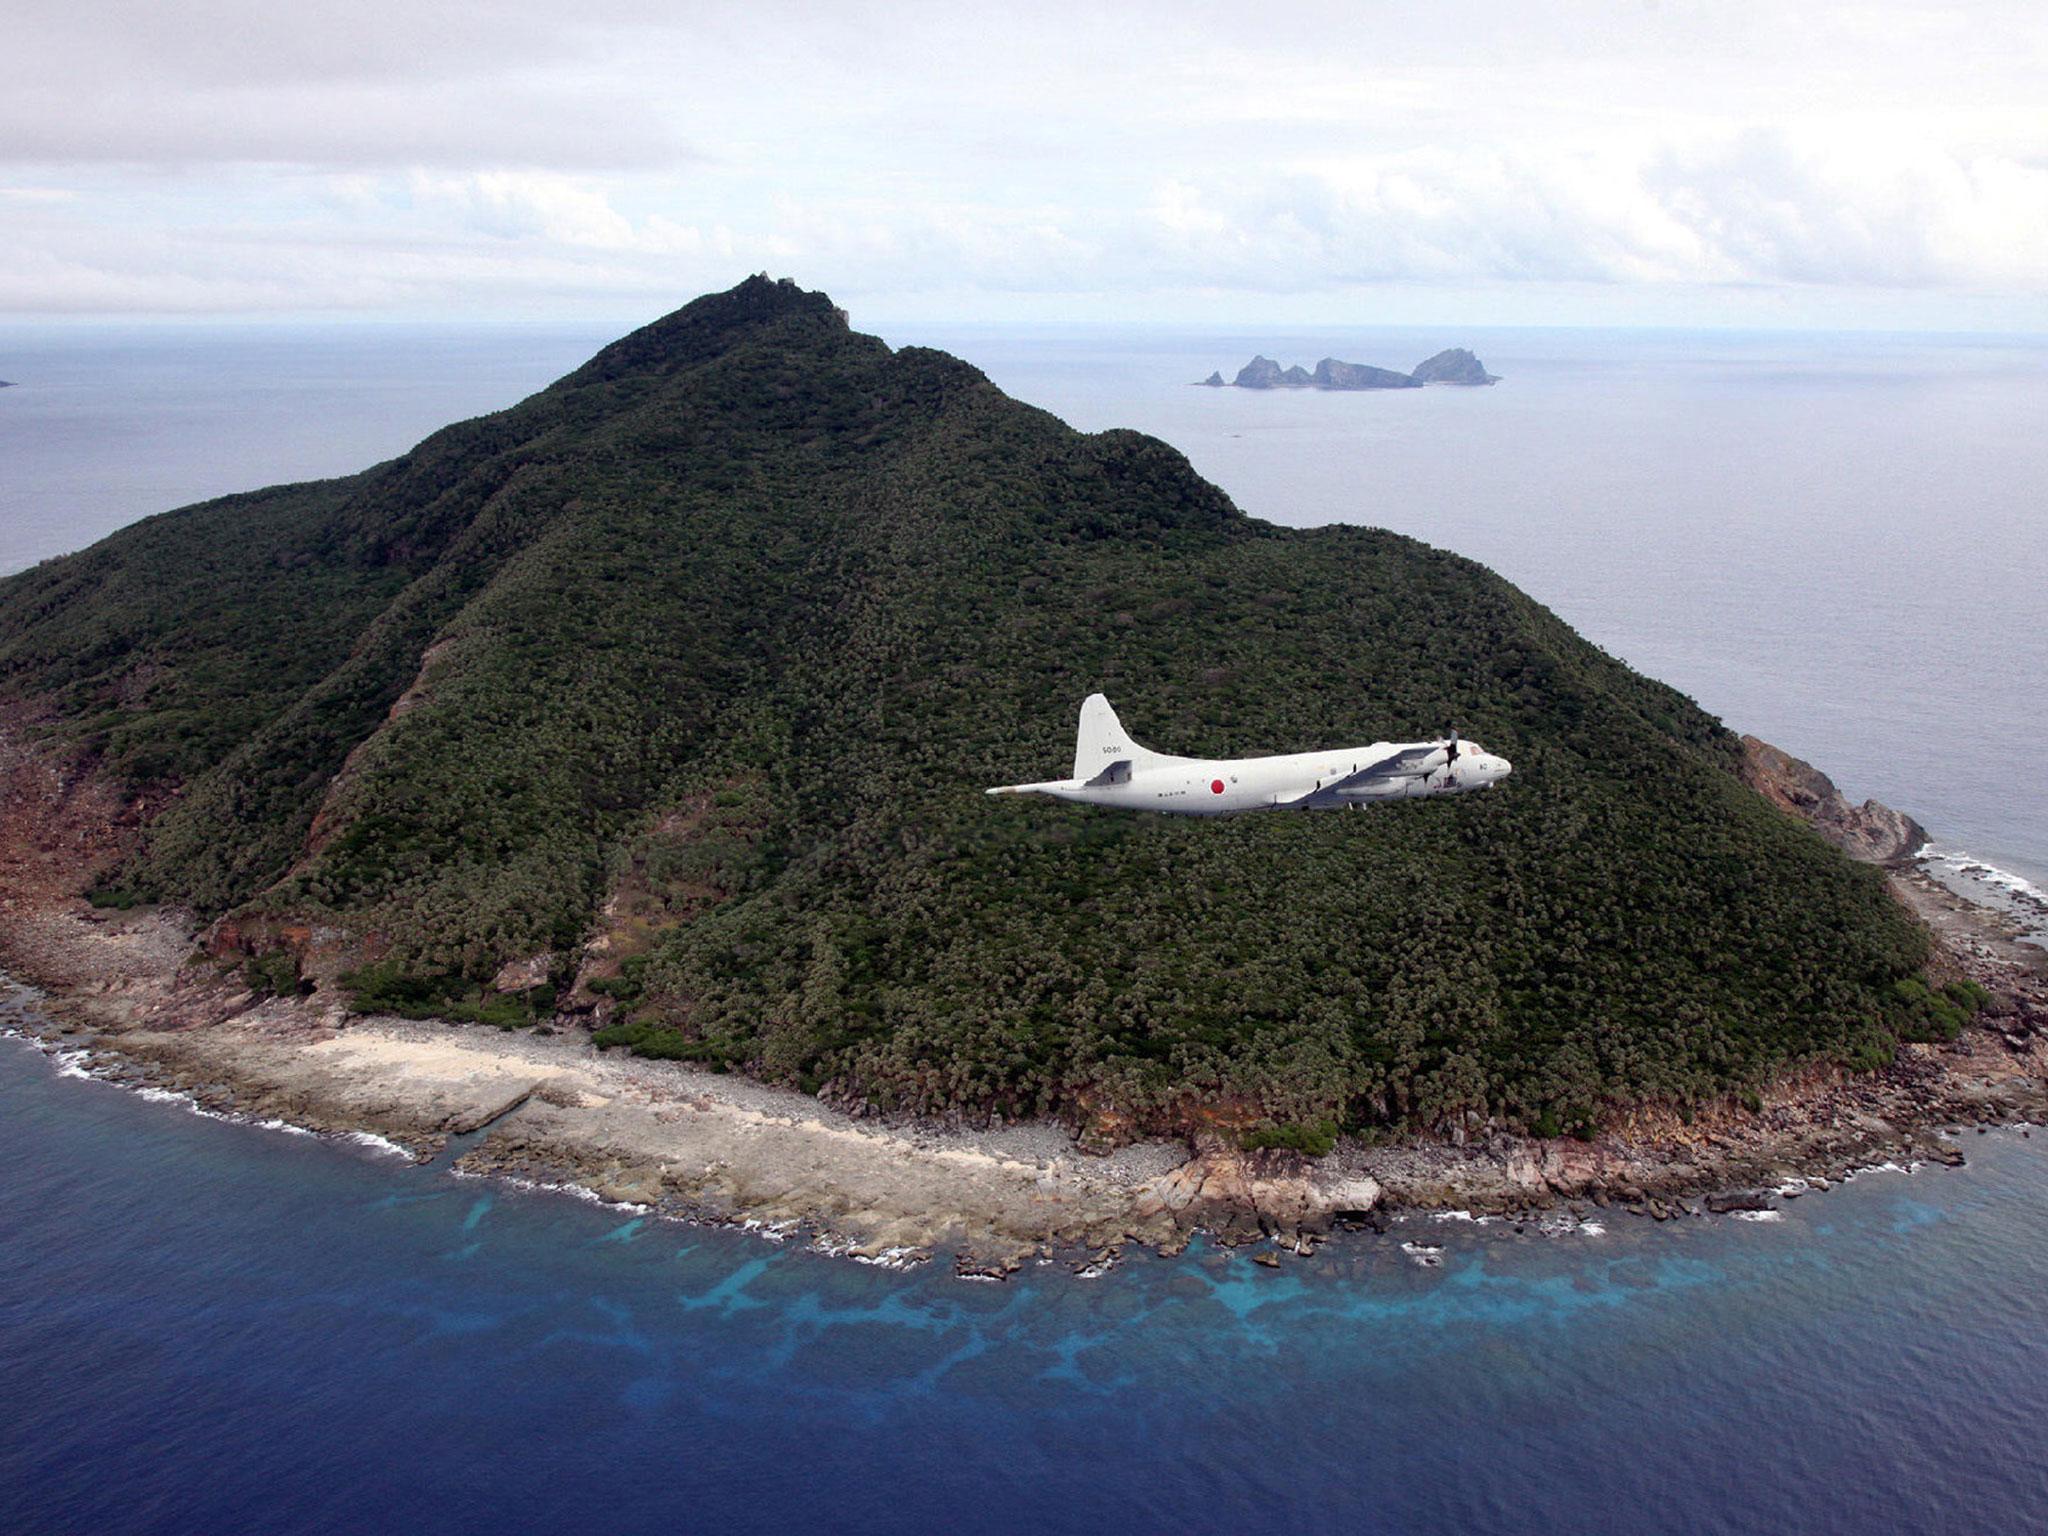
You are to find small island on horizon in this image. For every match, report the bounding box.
[1199,347,1498,390]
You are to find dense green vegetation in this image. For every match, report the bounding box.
[0,276,1933,1139]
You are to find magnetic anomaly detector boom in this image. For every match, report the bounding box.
[987,694,1511,814]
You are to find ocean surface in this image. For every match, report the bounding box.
[6,1006,2048,1535]
[3,319,2047,1532]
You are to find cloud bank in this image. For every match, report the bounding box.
[3,1,2045,325]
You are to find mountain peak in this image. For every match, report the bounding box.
[566,274,849,386]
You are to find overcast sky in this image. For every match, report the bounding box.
[4,1,2045,328]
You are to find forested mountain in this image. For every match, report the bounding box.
[0,276,1930,1141]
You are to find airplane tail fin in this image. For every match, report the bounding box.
[1073,693,1179,779]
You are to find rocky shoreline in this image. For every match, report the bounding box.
[3,857,2043,1277]
[3,716,2044,1277]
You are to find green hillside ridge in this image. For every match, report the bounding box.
[0,276,1931,1139]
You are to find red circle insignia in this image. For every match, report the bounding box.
[1210,779,1225,795]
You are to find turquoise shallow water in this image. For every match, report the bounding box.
[6,1009,2048,1535]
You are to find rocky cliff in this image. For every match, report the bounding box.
[1741,736,1928,865]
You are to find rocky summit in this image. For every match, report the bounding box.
[0,276,1937,1147]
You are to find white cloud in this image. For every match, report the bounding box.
[0,1,690,169]
[407,172,706,253]
[1130,130,2048,294]
[2,1,2045,323]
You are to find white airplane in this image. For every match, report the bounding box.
[987,693,1511,815]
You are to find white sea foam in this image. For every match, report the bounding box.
[1920,846,2048,932]
[131,1085,247,1129]
[17,1028,364,1148]
[4,1023,99,1082]
[343,1130,416,1161]
[1923,847,2048,898]
[1578,1221,1608,1237]
[1732,1209,1785,1223]
[857,1246,929,1271]
[492,1173,653,1212]
[1400,1241,1445,1267]
[494,1172,589,1198]
[808,1234,930,1269]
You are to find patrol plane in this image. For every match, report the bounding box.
[987,693,1510,815]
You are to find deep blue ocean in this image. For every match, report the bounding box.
[7,1014,2048,1535]
[2,319,2046,1532]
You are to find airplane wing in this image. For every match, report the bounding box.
[1329,744,1444,787]
[1274,744,1446,808]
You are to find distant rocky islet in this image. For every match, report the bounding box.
[1200,347,1497,390]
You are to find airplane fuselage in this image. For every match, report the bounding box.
[988,695,1512,816]
[1009,743,1508,814]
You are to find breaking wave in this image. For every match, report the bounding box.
[1919,846,2048,939]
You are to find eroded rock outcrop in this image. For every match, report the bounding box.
[1741,736,1928,865]
[1135,1138,1382,1245]
[1410,347,1498,385]
[1233,355,1288,389]
[1314,357,1421,390]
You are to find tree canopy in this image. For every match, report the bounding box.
[0,276,1929,1140]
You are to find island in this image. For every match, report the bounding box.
[1198,347,1497,388]
[1,276,2039,1276]
[1410,348,1499,385]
